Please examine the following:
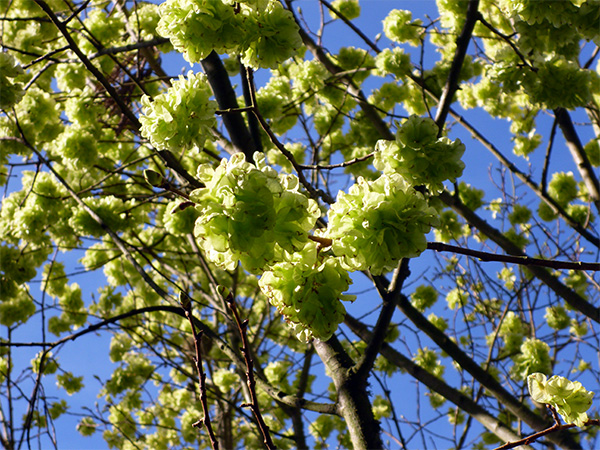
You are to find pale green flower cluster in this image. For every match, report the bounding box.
[329,0,360,20]
[156,0,302,68]
[326,173,439,275]
[528,373,594,427]
[410,285,438,312]
[512,338,552,381]
[140,71,216,152]
[192,153,321,274]
[382,9,423,46]
[259,243,354,342]
[374,115,466,193]
[0,52,24,110]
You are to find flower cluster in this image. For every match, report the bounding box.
[259,243,354,342]
[156,0,301,68]
[140,71,216,152]
[528,373,594,427]
[191,153,320,274]
[326,173,439,275]
[374,115,465,193]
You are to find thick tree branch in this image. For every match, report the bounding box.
[313,336,383,450]
[201,51,257,160]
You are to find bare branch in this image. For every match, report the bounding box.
[427,242,600,271]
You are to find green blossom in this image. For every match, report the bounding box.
[192,153,320,273]
[241,2,302,69]
[212,368,238,392]
[77,417,97,437]
[56,372,84,395]
[374,48,412,78]
[140,71,216,152]
[457,182,485,211]
[0,52,24,109]
[329,0,360,20]
[374,116,465,193]
[259,243,354,342]
[509,204,532,225]
[326,173,439,275]
[413,348,444,378]
[528,373,594,427]
[545,305,570,330]
[498,311,527,353]
[548,171,578,206]
[382,9,422,46]
[411,285,438,312]
[512,338,551,381]
[446,288,468,310]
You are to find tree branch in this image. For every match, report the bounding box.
[439,191,600,324]
[313,335,383,450]
[0,305,337,415]
[434,0,480,129]
[181,295,219,450]
[226,293,276,450]
[391,293,582,449]
[427,242,600,271]
[447,109,600,248]
[554,107,600,214]
[201,51,257,160]
[344,314,535,450]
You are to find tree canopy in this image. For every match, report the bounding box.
[1,0,599,449]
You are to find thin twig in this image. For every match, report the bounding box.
[427,242,600,271]
[298,152,374,170]
[180,294,220,450]
[225,292,276,450]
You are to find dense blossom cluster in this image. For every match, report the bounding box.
[374,116,466,193]
[259,243,354,342]
[156,0,302,68]
[140,71,217,152]
[326,173,439,275]
[191,153,320,273]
